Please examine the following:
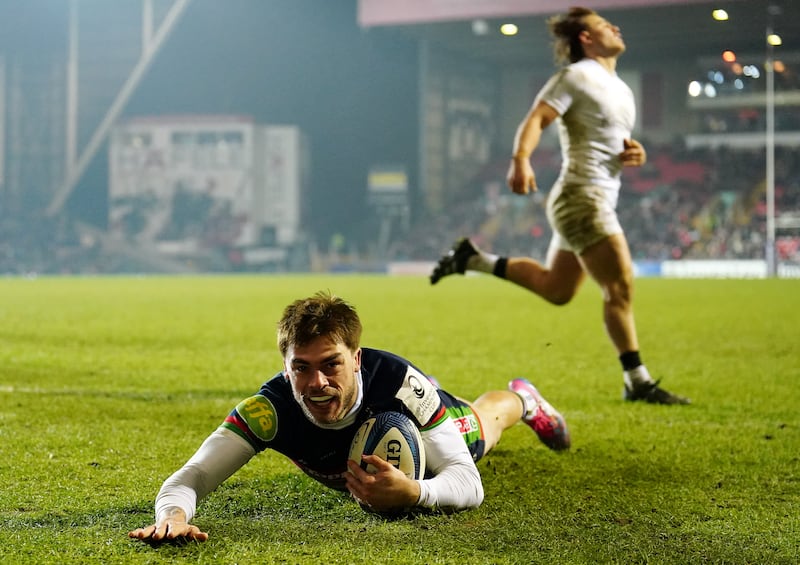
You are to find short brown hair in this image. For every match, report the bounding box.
[277,291,362,356]
[547,7,596,65]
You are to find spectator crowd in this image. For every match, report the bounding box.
[2,144,799,276]
[396,142,800,267]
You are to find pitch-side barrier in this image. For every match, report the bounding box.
[386,260,800,278]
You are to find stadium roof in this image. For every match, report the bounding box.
[359,0,800,68]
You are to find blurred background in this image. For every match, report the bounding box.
[0,0,798,276]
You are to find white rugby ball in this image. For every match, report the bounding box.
[348,411,426,480]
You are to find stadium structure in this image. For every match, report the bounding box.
[0,0,798,276]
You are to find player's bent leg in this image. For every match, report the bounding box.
[578,233,637,354]
[470,390,525,452]
[580,234,690,405]
[506,249,585,305]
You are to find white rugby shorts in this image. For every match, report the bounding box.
[545,181,623,255]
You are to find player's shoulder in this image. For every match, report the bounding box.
[394,364,443,428]
[256,370,294,401]
[545,62,587,92]
[361,347,415,376]
[221,372,297,448]
[564,58,600,78]
[360,347,443,426]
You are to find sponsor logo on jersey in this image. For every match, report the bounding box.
[408,374,426,399]
[236,394,278,442]
[453,414,479,435]
[396,367,440,424]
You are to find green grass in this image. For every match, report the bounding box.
[1,274,798,564]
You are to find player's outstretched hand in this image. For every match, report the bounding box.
[128,508,208,543]
[620,138,647,167]
[345,455,421,513]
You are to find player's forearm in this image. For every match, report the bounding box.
[512,120,544,160]
[156,478,199,522]
[513,103,554,160]
[416,461,484,510]
[416,422,484,510]
[513,101,558,160]
[154,427,255,522]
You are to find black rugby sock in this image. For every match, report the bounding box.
[619,350,642,371]
[493,257,508,279]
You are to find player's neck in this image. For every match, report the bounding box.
[586,54,617,74]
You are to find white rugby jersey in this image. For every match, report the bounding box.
[535,58,636,192]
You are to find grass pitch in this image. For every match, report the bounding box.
[0,274,798,564]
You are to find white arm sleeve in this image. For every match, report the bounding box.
[154,427,256,522]
[415,419,484,510]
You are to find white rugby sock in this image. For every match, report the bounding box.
[624,364,655,388]
[512,389,538,420]
[466,250,499,274]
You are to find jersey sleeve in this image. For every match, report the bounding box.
[393,364,446,427]
[416,419,484,510]
[535,67,576,117]
[390,363,483,510]
[220,391,281,452]
[154,375,289,523]
[155,427,256,523]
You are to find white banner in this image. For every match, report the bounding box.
[109,116,256,251]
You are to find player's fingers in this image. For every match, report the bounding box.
[624,138,642,150]
[151,523,166,541]
[620,151,640,165]
[345,476,369,504]
[346,460,377,492]
[187,526,209,542]
[164,522,197,540]
[128,524,156,539]
[346,458,367,479]
[509,176,527,194]
[346,480,364,499]
[360,454,389,470]
[164,523,181,539]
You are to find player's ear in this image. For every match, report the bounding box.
[353,347,362,373]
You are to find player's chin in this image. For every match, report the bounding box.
[305,397,341,423]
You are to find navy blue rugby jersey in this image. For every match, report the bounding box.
[220,347,447,490]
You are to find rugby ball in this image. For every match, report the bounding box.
[348,411,426,481]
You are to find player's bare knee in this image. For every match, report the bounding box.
[604,279,633,307]
[545,286,577,306]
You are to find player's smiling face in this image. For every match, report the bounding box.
[284,336,361,425]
